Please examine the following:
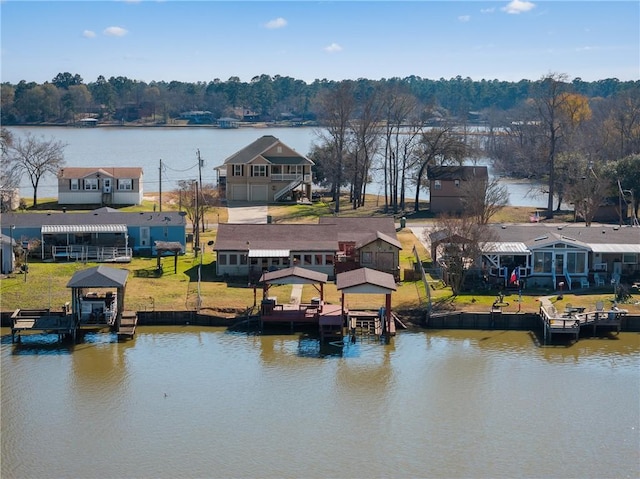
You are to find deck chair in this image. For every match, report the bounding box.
[580,277,590,289]
[595,301,604,312]
[594,273,605,287]
[563,303,573,315]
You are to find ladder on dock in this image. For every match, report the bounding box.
[117,311,138,340]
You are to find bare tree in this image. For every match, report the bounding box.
[349,85,382,209]
[6,133,66,207]
[315,81,356,213]
[1,128,21,212]
[461,176,509,225]
[531,73,591,218]
[427,214,497,295]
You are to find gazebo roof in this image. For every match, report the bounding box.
[336,268,397,294]
[260,266,328,285]
[66,265,129,289]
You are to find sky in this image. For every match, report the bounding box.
[1,0,639,85]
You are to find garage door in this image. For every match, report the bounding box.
[251,185,268,202]
[230,184,247,201]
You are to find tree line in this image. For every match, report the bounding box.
[1,72,637,126]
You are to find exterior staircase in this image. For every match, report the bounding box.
[274,176,303,202]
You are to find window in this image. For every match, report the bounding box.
[229,254,238,265]
[252,165,267,177]
[361,251,372,264]
[218,254,227,265]
[533,251,552,273]
[623,253,637,264]
[293,254,301,265]
[566,252,586,274]
[325,254,334,265]
[434,180,441,190]
[84,178,98,190]
[70,179,79,190]
[233,165,243,176]
[118,179,133,190]
[303,254,312,265]
[240,255,247,265]
[314,254,323,265]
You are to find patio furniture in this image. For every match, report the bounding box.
[594,273,605,287]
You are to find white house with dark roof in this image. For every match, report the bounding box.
[218,135,314,203]
[58,167,144,206]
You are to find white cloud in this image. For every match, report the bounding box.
[103,26,128,37]
[83,30,96,38]
[265,17,287,29]
[458,15,471,22]
[502,0,536,14]
[481,7,496,14]
[324,43,343,53]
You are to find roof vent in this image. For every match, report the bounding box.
[557,226,563,230]
[501,225,507,229]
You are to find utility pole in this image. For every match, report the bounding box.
[194,180,200,258]
[159,159,163,212]
[197,149,205,233]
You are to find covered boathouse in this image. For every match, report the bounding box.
[259,266,399,342]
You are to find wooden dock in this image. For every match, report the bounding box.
[117,311,138,340]
[539,299,626,343]
[11,309,78,343]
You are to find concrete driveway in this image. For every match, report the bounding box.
[226,204,268,224]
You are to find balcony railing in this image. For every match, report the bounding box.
[271,173,311,183]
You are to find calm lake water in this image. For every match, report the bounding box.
[7,126,547,208]
[2,327,638,479]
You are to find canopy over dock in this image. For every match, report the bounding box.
[67,265,129,329]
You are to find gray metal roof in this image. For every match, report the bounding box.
[248,249,290,258]
[221,135,312,165]
[42,224,127,234]
[66,265,129,288]
[588,244,640,253]
[481,241,530,254]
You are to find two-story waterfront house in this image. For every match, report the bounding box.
[218,135,313,203]
[58,167,144,206]
[427,165,489,214]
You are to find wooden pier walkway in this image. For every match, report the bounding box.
[11,309,78,343]
[539,297,626,343]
